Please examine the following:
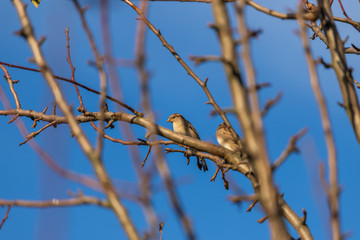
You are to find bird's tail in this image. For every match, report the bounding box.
[197,157,208,172]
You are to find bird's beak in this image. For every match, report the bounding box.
[167,118,171,123]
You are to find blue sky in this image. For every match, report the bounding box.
[1,0,360,239]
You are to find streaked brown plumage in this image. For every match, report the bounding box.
[216,123,243,153]
[167,113,208,172]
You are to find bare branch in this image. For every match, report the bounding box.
[90,122,173,146]
[257,215,268,224]
[132,0,195,237]
[0,61,143,116]
[234,0,292,238]
[228,194,257,203]
[65,27,85,110]
[246,199,259,212]
[298,3,341,238]
[317,0,360,144]
[71,0,108,162]
[272,128,308,171]
[12,1,141,239]
[301,208,308,225]
[141,145,152,167]
[189,55,223,66]
[210,167,221,182]
[0,196,110,208]
[159,222,165,240]
[0,64,21,109]
[0,205,11,230]
[261,92,283,117]
[19,120,57,146]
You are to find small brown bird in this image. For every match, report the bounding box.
[216,123,243,153]
[167,113,208,172]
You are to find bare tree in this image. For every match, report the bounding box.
[1,0,360,239]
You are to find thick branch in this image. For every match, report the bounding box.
[317,0,360,144]
[298,5,341,239]
[0,196,110,208]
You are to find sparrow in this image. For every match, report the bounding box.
[216,123,243,153]
[167,113,208,172]
[217,123,252,179]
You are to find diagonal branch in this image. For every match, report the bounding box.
[272,128,308,171]
[233,0,290,238]
[0,61,144,116]
[121,0,239,143]
[0,205,11,230]
[317,0,360,145]
[71,0,107,162]
[0,65,21,109]
[65,27,85,110]
[19,120,57,146]
[298,5,341,239]
[12,1,141,239]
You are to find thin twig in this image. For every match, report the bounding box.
[72,0,107,162]
[189,55,224,66]
[31,106,48,128]
[142,146,152,167]
[65,27,85,110]
[220,167,229,189]
[261,92,283,117]
[146,0,360,31]
[159,222,165,240]
[301,208,308,225]
[246,199,258,212]
[0,61,143,116]
[90,121,173,146]
[336,0,352,21]
[272,128,308,171]
[0,64,21,109]
[210,167,220,182]
[257,215,268,223]
[19,120,57,146]
[228,194,257,203]
[165,147,226,168]
[209,107,236,116]
[0,205,11,230]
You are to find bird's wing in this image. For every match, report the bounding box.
[187,120,201,140]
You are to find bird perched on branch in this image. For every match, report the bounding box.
[216,123,243,153]
[167,113,208,172]
[217,123,251,176]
